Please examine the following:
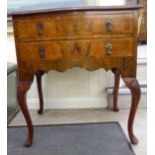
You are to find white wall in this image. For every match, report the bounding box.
[7,34,16,63]
[27,69,114,109]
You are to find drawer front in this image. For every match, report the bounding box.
[15,13,134,41]
[19,42,63,61]
[88,38,133,59]
[19,38,133,62]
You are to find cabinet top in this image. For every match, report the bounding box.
[8,0,142,16]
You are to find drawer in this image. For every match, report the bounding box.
[88,38,133,59]
[15,13,134,41]
[19,41,63,61]
[19,38,133,62]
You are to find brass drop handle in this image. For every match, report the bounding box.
[36,22,44,36]
[105,43,112,55]
[39,47,45,58]
[105,20,112,32]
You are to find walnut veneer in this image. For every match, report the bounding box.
[9,1,143,147]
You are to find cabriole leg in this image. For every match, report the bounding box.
[123,78,141,144]
[36,71,44,114]
[113,69,121,112]
[17,80,33,147]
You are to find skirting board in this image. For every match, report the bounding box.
[27,98,107,109]
[106,85,147,109]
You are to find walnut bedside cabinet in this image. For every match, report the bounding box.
[8,0,143,147]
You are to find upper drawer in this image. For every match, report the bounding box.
[14,12,134,41]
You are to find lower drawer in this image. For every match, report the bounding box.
[19,38,133,62]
